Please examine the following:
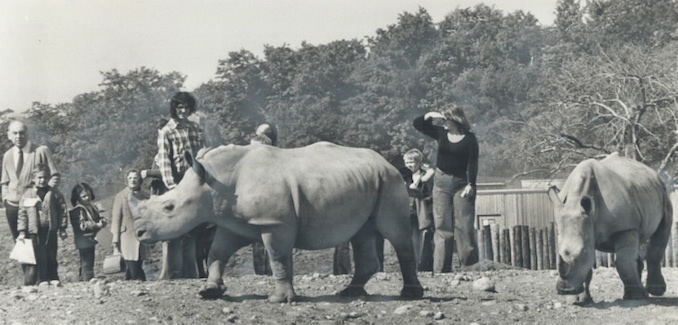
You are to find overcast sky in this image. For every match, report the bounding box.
[1,0,558,113]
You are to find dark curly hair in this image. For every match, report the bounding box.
[169,92,197,120]
[70,182,96,206]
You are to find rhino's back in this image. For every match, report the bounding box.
[220,143,404,236]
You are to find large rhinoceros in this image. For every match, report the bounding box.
[547,152,672,303]
[134,142,423,302]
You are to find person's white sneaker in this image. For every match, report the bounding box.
[49,280,61,287]
[38,281,49,287]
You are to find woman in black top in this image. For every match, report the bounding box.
[413,104,479,272]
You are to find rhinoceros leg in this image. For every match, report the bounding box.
[261,225,297,303]
[339,223,380,297]
[646,209,671,296]
[375,208,424,298]
[199,227,251,299]
[387,234,424,298]
[570,269,593,305]
[614,231,648,300]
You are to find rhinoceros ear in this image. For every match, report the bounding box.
[184,151,207,185]
[547,185,563,207]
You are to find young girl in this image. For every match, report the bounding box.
[69,182,107,281]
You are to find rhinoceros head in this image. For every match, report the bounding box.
[135,150,216,243]
[548,185,595,295]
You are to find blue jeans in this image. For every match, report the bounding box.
[78,247,95,281]
[432,170,478,272]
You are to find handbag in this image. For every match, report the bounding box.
[9,239,36,265]
[103,253,125,274]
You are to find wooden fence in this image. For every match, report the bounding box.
[475,222,678,269]
[474,188,678,268]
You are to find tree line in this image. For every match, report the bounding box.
[3,0,678,195]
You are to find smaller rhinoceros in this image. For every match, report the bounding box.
[134,142,424,303]
[548,152,672,303]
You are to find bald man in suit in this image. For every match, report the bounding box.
[1,121,58,240]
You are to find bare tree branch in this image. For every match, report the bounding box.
[559,133,611,154]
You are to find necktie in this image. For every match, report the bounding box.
[16,148,23,176]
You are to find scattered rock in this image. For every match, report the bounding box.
[92,281,111,299]
[21,287,38,294]
[565,295,579,305]
[449,279,461,287]
[419,310,435,317]
[130,289,148,297]
[472,277,496,292]
[434,312,445,320]
[394,305,413,315]
[553,302,563,309]
[514,304,528,311]
[222,307,233,314]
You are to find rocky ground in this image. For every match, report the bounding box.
[1,209,677,325]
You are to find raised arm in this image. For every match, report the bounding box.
[413,113,444,140]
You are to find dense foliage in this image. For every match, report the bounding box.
[7,1,678,195]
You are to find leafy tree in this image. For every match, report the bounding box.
[24,68,185,194]
[585,0,678,47]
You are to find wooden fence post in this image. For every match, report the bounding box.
[549,222,557,269]
[502,228,511,265]
[595,251,602,268]
[522,225,531,269]
[483,225,493,262]
[491,224,500,263]
[537,229,544,270]
[513,226,522,268]
[478,228,485,263]
[529,227,537,270]
[544,227,551,270]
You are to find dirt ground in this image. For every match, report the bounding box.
[1,208,677,325]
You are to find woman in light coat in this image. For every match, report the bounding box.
[111,169,150,280]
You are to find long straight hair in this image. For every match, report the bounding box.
[442,104,472,133]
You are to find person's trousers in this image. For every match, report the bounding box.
[78,247,96,281]
[4,202,20,240]
[432,171,478,273]
[416,227,434,272]
[252,242,272,275]
[194,224,214,278]
[125,260,146,281]
[160,236,198,279]
[37,228,59,282]
[333,241,352,275]
[23,229,59,285]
